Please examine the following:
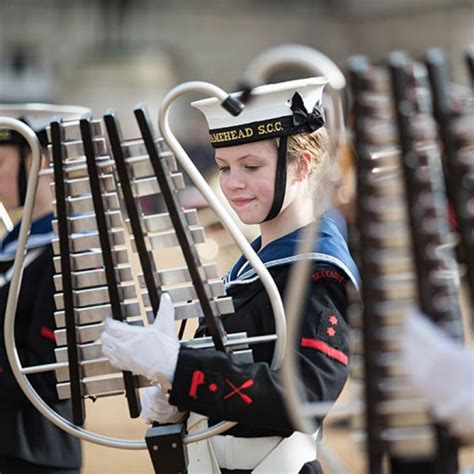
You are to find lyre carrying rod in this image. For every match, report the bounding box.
[80,115,141,418]
[134,105,227,353]
[50,119,86,426]
[103,110,162,316]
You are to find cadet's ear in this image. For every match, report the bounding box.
[24,150,49,171]
[40,150,50,169]
[294,151,314,181]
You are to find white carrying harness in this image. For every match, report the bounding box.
[186,413,318,473]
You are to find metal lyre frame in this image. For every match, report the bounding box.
[389,51,463,474]
[157,81,287,375]
[348,55,388,474]
[347,51,465,474]
[2,82,287,453]
[425,49,474,315]
[236,44,355,436]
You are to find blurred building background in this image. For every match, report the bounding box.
[1,0,473,147]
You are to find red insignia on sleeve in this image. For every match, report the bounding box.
[40,326,56,342]
[301,338,348,366]
[301,309,349,365]
[189,370,206,399]
[312,270,347,285]
[224,378,254,405]
[329,315,338,325]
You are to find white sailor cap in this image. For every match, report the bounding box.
[192,77,327,148]
[0,103,90,146]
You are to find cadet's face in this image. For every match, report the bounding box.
[215,140,277,224]
[0,145,19,210]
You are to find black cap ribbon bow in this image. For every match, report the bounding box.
[290,92,325,132]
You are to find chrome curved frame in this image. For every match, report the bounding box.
[158,81,287,441]
[242,44,356,434]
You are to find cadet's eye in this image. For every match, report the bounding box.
[218,166,230,173]
[245,165,260,171]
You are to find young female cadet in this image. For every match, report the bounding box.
[102,78,360,473]
[0,109,82,474]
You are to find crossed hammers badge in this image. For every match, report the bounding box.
[188,370,254,405]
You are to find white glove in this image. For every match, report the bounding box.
[141,385,187,425]
[101,293,180,384]
[402,309,474,440]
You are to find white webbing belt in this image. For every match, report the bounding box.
[186,413,318,473]
[211,430,318,472]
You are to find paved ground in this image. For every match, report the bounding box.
[80,380,473,473]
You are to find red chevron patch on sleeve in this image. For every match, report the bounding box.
[40,326,56,342]
[301,338,348,366]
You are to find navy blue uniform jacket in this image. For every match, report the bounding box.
[169,217,359,438]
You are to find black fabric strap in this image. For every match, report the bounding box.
[220,470,251,474]
[18,146,27,207]
[262,135,287,222]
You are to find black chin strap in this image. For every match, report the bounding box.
[18,147,27,207]
[262,135,288,222]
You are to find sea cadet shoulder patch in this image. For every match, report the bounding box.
[312,268,347,286]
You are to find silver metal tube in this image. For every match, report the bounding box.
[159,81,288,441]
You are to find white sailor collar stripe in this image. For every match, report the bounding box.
[0,231,55,261]
[223,252,360,291]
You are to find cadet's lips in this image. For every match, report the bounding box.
[232,197,256,208]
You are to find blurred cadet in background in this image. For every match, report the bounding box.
[0,105,84,474]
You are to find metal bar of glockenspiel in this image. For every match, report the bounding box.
[104,110,161,316]
[348,55,385,474]
[50,120,86,426]
[134,105,227,353]
[389,51,459,474]
[80,116,141,418]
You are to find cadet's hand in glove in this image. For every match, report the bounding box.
[141,385,187,425]
[101,293,179,384]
